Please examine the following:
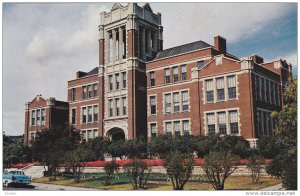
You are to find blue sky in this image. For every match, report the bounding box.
[2,3,298,135]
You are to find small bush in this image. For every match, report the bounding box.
[247,153,264,183]
[103,160,119,186]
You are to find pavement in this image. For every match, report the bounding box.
[260,183,284,191]
[3,183,98,191]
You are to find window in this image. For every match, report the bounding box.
[71,88,76,101]
[206,79,214,102]
[260,78,265,102]
[229,111,239,134]
[270,81,274,104]
[150,96,156,114]
[71,108,76,125]
[218,112,227,135]
[109,75,113,91]
[276,84,280,106]
[122,72,126,89]
[183,121,190,136]
[87,130,93,141]
[31,110,36,126]
[266,80,270,103]
[41,109,45,125]
[36,109,40,125]
[93,84,98,97]
[122,97,127,115]
[174,121,180,137]
[268,113,273,135]
[81,131,86,142]
[182,91,189,111]
[257,110,263,135]
[274,84,278,105]
[227,76,236,99]
[116,98,120,116]
[88,85,92,98]
[255,75,260,100]
[173,92,180,112]
[181,65,187,81]
[216,77,225,101]
[109,99,113,117]
[150,71,155,86]
[263,111,268,135]
[165,94,171,113]
[87,106,93,123]
[173,67,179,82]
[165,122,172,135]
[93,129,98,138]
[82,107,87,123]
[197,60,204,69]
[115,73,120,90]
[82,86,87,99]
[165,68,170,84]
[93,105,98,122]
[150,123,157,138]
[207,113,215,135]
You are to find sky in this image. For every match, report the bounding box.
[2,3,298,136]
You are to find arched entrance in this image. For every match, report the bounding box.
[106,127,125,141]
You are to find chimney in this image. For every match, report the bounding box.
[214,35,227,54]
[76,71,86,78]
[250,54,264,64]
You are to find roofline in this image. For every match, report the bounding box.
[148,46,213,63]
[67,72,99,83]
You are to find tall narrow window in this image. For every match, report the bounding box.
[276,85,281,106]
[41,109,45,125]
[197,60,204,69]
[82,86,87,99]
[31,110,36,126]
[260,78,265,102]
[122,97,127,115]
[150,96,156,115]
[122,28,126,59]
[87,106,93,123]
[109,75,113,91]
[93,84,98,97]
[71,88,76,101]
[150,71,155,86]
[109,99,113,117]
[263,111,268,135]
[88,85,92,98]
[150,123,157,138]
[116,98,120,116]
[274,84,279,105]
[165,68,170,84]
[165,122,172,135]
[181,65,187,81]
[257,110,263,135]
[207,113,215,135]
[165,94,171,113]
[216,77,225,101]
[115,73,120,90]
[93,129,98,139]
[174,121,180,137]
[81,131,87,142]
[36,109,40,126]
[266,80,270,103]
[268,112,273,135]
[173,92,180,112]
[206,79,214,102]
[255,75,260,100]
[82,107,87,123]
[218,112,227,135]
[270,81,274,104]
[87,130,93,141]
[229,111,239,135]
[183,120,190,136]
[71,108,76,125]
[173,67,179,82]
[93,105,98,122]
[182,91,189,111]
[227,75,236,99]
[122,72,126,89]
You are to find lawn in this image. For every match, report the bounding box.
[32,173,281,190]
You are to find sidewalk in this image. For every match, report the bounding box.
[260,183,283,191]
[31,183,98,191]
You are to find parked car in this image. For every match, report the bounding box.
[3,169,31,187]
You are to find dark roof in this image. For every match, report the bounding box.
[85,67,99,77]
[153,40,212,60]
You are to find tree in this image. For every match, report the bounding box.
[123,138,148,159]
[123,159,151,189]
[107,140,126,159]
[202,150,239,190]
[247,152,264,183]
[163,152,194,190]
[256,136,283,159]
[103,160,120,186]
[266,78,297,190]
[88,137,108,161]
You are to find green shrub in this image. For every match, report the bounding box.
[103,160,119,186]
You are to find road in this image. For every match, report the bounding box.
[3,183,98,191]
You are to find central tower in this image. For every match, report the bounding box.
[98,3,163,140]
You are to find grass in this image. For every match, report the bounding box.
[32,173,281,190]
